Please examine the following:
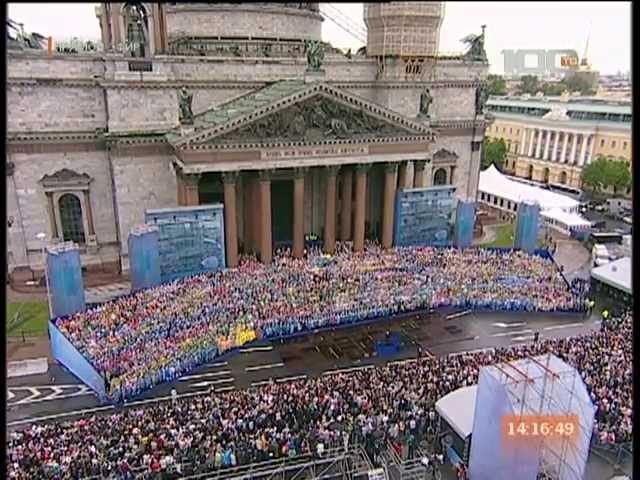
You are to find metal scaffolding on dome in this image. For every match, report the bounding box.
[469,354,596,480]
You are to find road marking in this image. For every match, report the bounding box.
[543,322,585,331]
[491,322,527,328]
[388,358,419,366]
[205,361,228,367]
[215,386,235,393]
[8,384,82,390]
[238,345,273,353]
[179,370,232,381]
[275,374,307,383]
[8,390,15,401]
[8,385,94,405]
[452,347,495,356]
[8,389,221,427]
[250,380,273,387]
[190,378,234,389]
[491,329,533,338]
[245,362,285,372]
[511,335,536,343]
[323,365,374,376]
[446,310,472,320]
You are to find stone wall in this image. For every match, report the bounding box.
[107,88,178,133]
[7,53,103,80]
[429,134,479,201]
[111,151,178,257]
[431,87,476,121]
[7,149,118,264]
[166,6,322,41]
[7,84,106,132]
[7,175,30,268]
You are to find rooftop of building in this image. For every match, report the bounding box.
[486,95,631,128]
[488,96,631,113]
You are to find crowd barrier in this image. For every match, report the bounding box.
[48,321,106,401]
[50,246,585,402]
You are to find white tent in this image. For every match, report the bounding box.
[478,165,580,213]
[435,385,477,439]
[541,209,592,235]
[591,256,631,295]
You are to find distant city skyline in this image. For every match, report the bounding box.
[7,2,631,75]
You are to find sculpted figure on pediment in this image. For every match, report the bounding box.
[211,96,417,144]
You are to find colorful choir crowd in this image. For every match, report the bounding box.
[53,244,582,401]
[7,311,631,478]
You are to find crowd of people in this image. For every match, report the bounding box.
[8,310,631,478]
[54,243,582,401]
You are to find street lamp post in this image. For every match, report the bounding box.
[36,232,52,319]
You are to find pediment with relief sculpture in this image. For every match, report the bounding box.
[168,81,435,149]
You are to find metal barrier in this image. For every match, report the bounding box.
[82,445,375,480]
[383,442,441,480]
[590,440,633,470]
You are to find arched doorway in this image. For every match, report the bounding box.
[433,168,447,186]
[58,193,86,244]
[527,164,534,180]
[560,171,568,185]
[543,167,550,184]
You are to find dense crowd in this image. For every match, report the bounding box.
[54,244,581,401]
[8,311,631,478]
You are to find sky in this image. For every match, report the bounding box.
[7,2,631,75]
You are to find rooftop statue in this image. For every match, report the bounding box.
[304,40,324,71]
[461,25,488,63]
[179,87,194,124]
[6,18,47,50]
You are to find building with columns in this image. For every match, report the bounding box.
[7,2,488,275]
[485,96,631,194]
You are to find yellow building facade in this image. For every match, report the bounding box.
[486,97,631,195]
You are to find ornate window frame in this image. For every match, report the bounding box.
[39,169,97,248]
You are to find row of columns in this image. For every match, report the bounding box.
[178,160,428,267]
[520,128,595,166]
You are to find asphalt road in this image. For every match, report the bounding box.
[6,308,630,479]
[7,308,601,425]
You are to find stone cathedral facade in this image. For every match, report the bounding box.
[6,2,488,275]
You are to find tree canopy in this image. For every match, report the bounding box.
[561,74,597,96]
[487,74,507,96]
[516,75,540,95]
[581,156,631,194]
[481,137,507,170]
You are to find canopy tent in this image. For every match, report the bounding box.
[435,385,477,439]
[591,256,631,295]
[478,165,580,213]
[541,208,592,235]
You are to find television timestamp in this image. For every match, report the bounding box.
[501,415,580,445]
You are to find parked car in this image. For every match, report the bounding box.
[595,205,606,213]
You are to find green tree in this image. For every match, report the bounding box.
[481,137,507,170]
[608,158,632,194]
[541,82,566,96]
[517,75,540,95]
[581,156,608,193]
[487,74,507,96]
[561,74,597,96]
[581,155,631,194]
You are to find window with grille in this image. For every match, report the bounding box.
[59,194,86,244]
[433,168,447,186]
